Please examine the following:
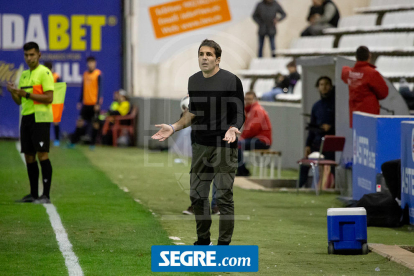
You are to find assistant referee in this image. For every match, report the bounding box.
[7,42,54,204]
[152,39,245,245]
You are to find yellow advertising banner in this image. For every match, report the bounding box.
[149,0,231,39]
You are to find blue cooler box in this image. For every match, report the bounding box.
[327,207,368,254]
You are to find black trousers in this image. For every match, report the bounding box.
[190,143,237,244]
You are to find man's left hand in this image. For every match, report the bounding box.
[223,127,241,144]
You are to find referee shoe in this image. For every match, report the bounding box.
[15,194,37,203]
[33,195,51,204]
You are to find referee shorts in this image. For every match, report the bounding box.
[20,114,50,154]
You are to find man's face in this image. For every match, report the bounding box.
[24,48,41,68]
[318,79,332,97]
[87,60,96,71]
[245,94,256,106]
[287,65,297,74]
[198,46,220,73]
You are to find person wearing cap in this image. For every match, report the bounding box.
[100,89,131,145]
[69,56,102,149]
[6,42,54,204]
[108,89,130,116]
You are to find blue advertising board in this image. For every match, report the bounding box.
[352,112,414,200]
[0,0,122,138]
[401,121,414,225]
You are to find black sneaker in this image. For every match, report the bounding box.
[212,206,220,215]
[182,206,194,215]
[15,194,37,203]
[217,241,230,245]
[194,241,213,245]
[33,195,51,204]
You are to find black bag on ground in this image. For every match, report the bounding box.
[381,159,401,200]
[356,192,401,227]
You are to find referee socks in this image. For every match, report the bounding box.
[26,161,39,199]
[40,159,52,199]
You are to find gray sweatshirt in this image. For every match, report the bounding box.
[252,0,287,36]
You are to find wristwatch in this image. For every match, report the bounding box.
[25,92,30,99]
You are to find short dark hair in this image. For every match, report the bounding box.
[23,42,39,52]
[286,60,296,68]
[315,76,332,87]
[245,91,257,98]
[86,56,96,62]
[44,61,53,70]
[356,46,370,61]
[198,39,222,58]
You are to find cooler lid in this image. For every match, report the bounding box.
[327,207,366,216]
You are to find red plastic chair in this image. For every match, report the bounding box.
[102,105,137,147]
[296,135,345,195]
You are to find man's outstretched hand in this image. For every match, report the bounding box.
[151,124,174,142]
[223,127,241,144]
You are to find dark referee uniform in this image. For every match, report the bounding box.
[188,68,245,245]
[19,64,54,200]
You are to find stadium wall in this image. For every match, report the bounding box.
[130,0,370,99]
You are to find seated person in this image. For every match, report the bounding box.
[108,89,130,116]
[299,76,335,187]
[286,60,301,89]
[301,0,340,37]
[99,90,120,121]
[101,89,131,145]
[237,91,272,176]
[261,60,301,101]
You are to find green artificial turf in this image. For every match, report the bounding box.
[0,141,205,276]
[0,141,67,275]
[82,146,414,276]
[1,140,413,276]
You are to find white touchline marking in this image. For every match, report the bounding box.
[16,142,84,276]
[44,204,84,276]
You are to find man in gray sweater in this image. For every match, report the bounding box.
[252,0,286,57]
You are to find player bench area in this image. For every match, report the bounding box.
[243,149,282,179]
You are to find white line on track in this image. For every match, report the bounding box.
[16,142,83,276]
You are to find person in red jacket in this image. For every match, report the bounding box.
[341,46,389,127]
[237,91,272,176]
